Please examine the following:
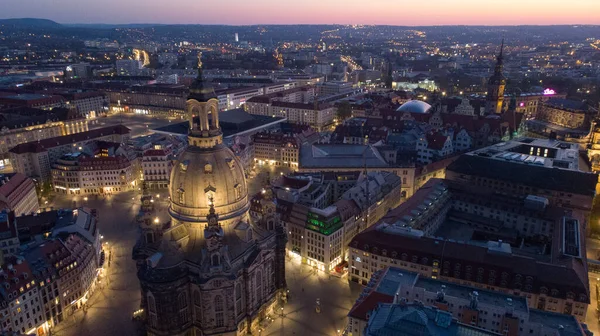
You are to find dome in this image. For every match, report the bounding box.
[169,143,249,225]
[396,100,432,113]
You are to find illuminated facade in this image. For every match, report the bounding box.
[9,125,130,182]
[133,63,287,336]
[51,154,137,195]
[253,132,299,168]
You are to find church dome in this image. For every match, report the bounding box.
[396,100,432,113]
[169,143,249,224]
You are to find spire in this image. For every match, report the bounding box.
[196,51,203,79]
[499,38,504,59]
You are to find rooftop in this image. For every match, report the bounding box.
[9,125,130,154]
[299,144,389,169]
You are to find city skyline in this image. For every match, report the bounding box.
[2,0,600,25]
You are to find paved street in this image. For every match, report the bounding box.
[262,256,362,336]
[48,191,152,336]
[90,113,180,137]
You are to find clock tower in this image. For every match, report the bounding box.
[485,40,507,115]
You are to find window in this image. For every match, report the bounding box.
[147,294,156,313]
[215,295,224,327]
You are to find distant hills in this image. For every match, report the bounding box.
[0,18,63,29]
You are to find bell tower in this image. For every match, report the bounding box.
[186,52,222,148]
[485,40,507,115]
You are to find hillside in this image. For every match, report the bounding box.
[0,18,62,29]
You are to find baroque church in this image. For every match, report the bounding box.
[133,57,287,336]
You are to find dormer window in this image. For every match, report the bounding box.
[211,254,220,267]
[204,163,213,174]
[177,188,185,204]
[226,158,235,169]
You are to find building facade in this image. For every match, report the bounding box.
[9,125,130,181]
[0,173,39,217]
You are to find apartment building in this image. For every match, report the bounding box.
[142,148,172,190]
[9,125,130,181]
[0,173,39,217]
[52,153,136,195]
[253,132,299,168]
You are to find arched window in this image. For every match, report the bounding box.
[235,283,243,316]
[178,292,187,309]
[194,291,201,305]
[255,271,262,303]
[214,295,224,312]
[215,295,225,328]
[178,292,189,323]
[147,294,156,313]
[212,254,220,267]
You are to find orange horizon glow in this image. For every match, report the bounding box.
[2,0,600,25]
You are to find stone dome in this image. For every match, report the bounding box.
[169,143,249,225]
[396,100,432,113]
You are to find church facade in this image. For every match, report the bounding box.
[133,58,287,336]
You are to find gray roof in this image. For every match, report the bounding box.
[447,154,597,196]
[299,144,389,169]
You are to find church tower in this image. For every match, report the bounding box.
[134,51,286,336]
[485,40,507,115]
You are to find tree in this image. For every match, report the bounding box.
[336,101,352,121]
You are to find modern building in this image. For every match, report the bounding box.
[245,86,337,130]
[58,90,108,118]
[116,59,143,76]
[65,63,92,80]
[9,125,130,181]
[348,266,591,336]
[132,63,287,336]
[349,176,591,321]
[0,173,39,217]
[275,171,402,272]
[445,138,597,221]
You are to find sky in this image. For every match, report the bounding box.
[1,0,600,25]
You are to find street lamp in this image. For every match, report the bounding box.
[154,217,159,224]
[84,197,88,201]
[156,194,160,198]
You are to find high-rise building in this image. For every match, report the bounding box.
[133,61,287,336]
[234,33,239,42]
[485,40,507,115]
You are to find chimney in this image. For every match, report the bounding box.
[498,239,503,247]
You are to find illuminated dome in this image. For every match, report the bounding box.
[169,143,248,225]
[396,100,432,113]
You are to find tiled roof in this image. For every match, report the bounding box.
[425,132,448,150]
[9,125,130,154]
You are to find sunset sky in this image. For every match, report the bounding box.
[2,0,599,25]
